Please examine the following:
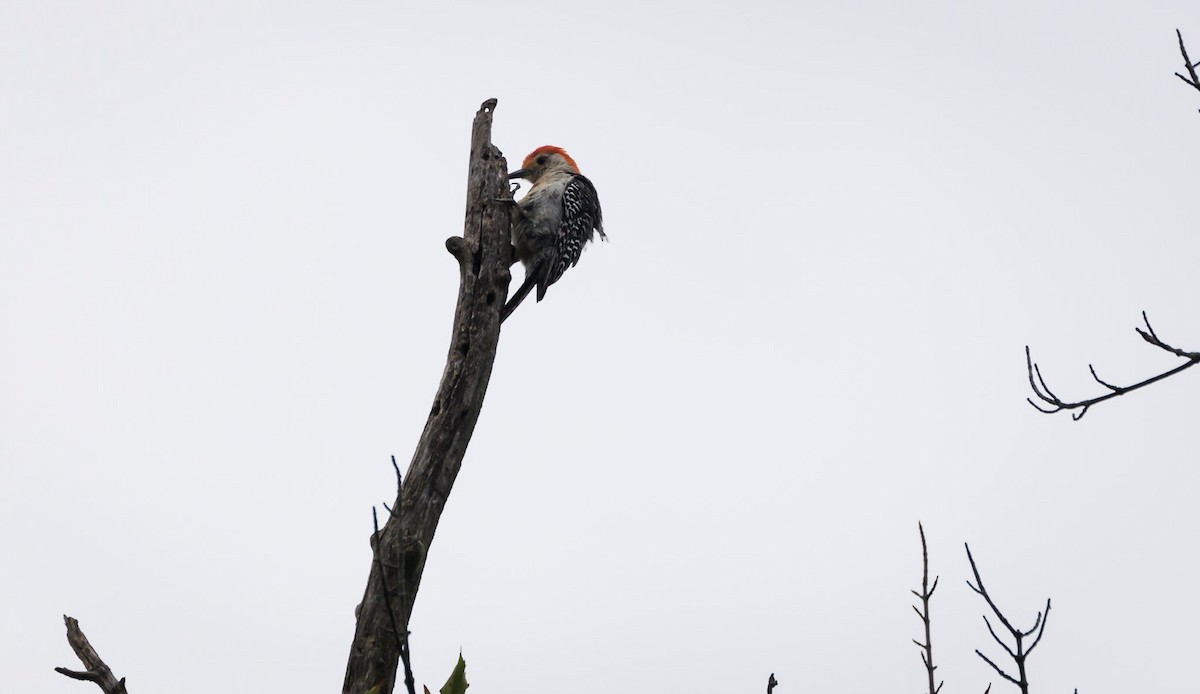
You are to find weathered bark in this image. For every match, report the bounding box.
[55,615,129,694]
[341,99,511,694]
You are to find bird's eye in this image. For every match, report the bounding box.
[537,156,548,165]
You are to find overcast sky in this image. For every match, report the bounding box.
[4,2,1200,693]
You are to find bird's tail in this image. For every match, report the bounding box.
[500,272,538,323]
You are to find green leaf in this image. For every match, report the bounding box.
[364,687,380,694]
[439,653,469,694]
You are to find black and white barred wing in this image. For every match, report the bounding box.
[546,174,605,290]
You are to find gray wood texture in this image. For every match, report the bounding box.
[341,98,512,694]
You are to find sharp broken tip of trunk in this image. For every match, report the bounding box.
[56,616,129,694]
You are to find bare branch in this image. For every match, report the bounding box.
[767,673,778,694]
[982,615,1017,659]
[975,649,1021,686]
[1026,314,1199,420]
[1137,312,1200,359]
[965,544,1018,635]
[55,616,128,694]
[913,523,943,694]
[1174,72,1199,89]
[1032,361,1064,403]
[1015,611,1042,639]
[965,544,1056,694]
[1025,600,1052,656]
[1141,310,1161,342]
[1088,364,1125,393]
[1177,30,1200,94]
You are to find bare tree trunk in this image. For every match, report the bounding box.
[55,616,128,694]
[342,98,511,694]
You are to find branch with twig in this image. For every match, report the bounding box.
[912,523,943,694]
[766,673,778,694]
[1026,312,1199,420]
[965,544,1051,694]
[55,616,128,694]
[1175,29,1200,103]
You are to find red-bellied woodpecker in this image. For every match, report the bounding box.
[500,145,605,322]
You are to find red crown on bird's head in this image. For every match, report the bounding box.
[522,145,580,172]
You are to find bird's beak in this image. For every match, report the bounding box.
[508,168,531,180]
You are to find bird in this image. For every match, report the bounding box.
[501,145,605,322]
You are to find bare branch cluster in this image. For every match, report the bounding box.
[373,456,417,694]
[1026,312,1199,419]
[1175,29,1200,103]
[965,544,1051,694]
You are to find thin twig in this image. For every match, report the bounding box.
[975,649,1020,686]
[767,673,778,694]
[1025,600,1052,656]
[1026,313,1199,420]
[1176,29,1200,94]
[373,474,417,694]
[982,615,1017,659]
[390,458,417,694]
[965,545,1018,635]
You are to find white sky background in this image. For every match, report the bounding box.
[3,2,1200,692]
